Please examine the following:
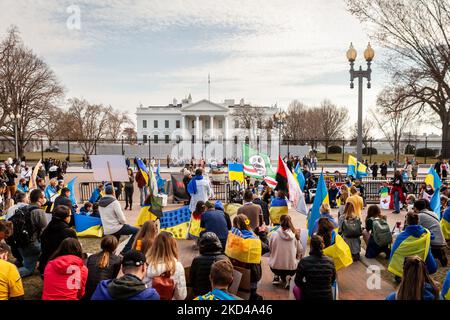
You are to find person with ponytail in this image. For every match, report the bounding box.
[386,255,439,300]
[132,220,158,259]
[84,235,121,300]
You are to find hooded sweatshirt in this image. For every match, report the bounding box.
[269,228,303,270]
[42,255,88,300]
[98,195,127,235]
[91,274,160,300]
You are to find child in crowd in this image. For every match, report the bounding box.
[79,202,93,215]
[90,202,100,218]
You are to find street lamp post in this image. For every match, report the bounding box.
[347,42,375,162]
[274,111,286,157]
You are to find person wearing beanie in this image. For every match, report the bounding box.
[91,250,160,300]
[98,184,139,255]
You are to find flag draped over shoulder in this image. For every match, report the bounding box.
[74,214,103,237]
[279,157,307,215]
[425,167,442,218]
[441,209,450,241]
[242,144,277,188]
[228,163,244,183]
[66,177,77,206]
[269,197,288,225]
[307,172,329,236]
[388,228,431,277]
[195,288,238,301]
[159,206,191,239]
[323,231,353,271]
[294,163,306,190]
[225,227,262,264]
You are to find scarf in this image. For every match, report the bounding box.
[187,175,203,195]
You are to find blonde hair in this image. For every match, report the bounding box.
[350,186,358,195]
[320,203,331,214]
[147,231,178,275]
[343,202,356,219]
[132,220,158,258]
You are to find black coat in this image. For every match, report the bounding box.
[38,217,77,275]
[84,251,122,300]
[53,195,73,211]
[190,233,229,296]
[253,198,269,226]
[294,254,336,300]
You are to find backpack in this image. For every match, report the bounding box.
[371,218,392,247]
[342,218,362,238]
[152,271,175,300]
[8,205,39,247]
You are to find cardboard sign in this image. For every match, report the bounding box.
[90,155,129,182]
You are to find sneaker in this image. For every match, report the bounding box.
[272,276,281,285]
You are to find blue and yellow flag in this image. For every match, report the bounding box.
[159,206,191,239]
[135,205,159,227]
[388,226,431,277]
[323,231,353,271]
[228,163,244,183]
[441,208,450,241]
[156,161,166,193]
[74,214,103,237]
[347,155,357,178]
[356,161,368,179]
[425,167,442,218]
[136,158,149,185]
[225,228,262,264]
[307,172,329,236]
[67,177,77,206]
[269,197,288,225]
[195,288,238,300]
[441,270,450,300]
[294,162,305,190]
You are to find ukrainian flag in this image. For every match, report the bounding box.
[228,163,244,183]
[356,161,368,179]
[135,205,158,227]
[307,172,329,236]
[294,163,305,190]
[74,214,103,237]
[269,197,288,225]
[441,270,450,300]
[159,206,191,239]
[388,227,431,277]
[66,177,77,206]
[225,227,262,264]
[195,288,238,300]
[136,158,149,185]
[347,155,357,178]
[441,208,450,241]
[425,167,442,218]
[323,230,353,271]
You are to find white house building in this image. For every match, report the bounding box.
[135,96,280,161]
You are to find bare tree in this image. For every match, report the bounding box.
[232,105,268,145]
[347,0,450,157]
[105,109,132,142]
[370,86,420,163]
[0,26,64,157]
[122,127,137,144]
[317,100,349,159]
[37,106,65,145]
[65,98,111,156]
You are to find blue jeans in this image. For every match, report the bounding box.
[18,241,41,278]
[113,224,139,254]
[394,191,400,212]
[139,186,149,207]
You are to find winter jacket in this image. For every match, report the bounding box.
[42,255,88,300]
[98,195,127,235]
[269,228,302,271]
[144,259,187,300]
[39,217,77,275]
[135,171,147,189]
[190,233,229,296]
[386,282,438,300]
[53,195,73,212]
[418,209,446,247]
[253,198,270,225]
[84,251,122,300]
[200,209,230,241]
[294,254,336,300]
[91,274,160,300]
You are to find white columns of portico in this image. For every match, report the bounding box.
[224,116,229,141]
[181,115,186,139]
[196,115,200,142]
[210,115,214,139]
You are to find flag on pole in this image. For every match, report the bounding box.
[347,155,357,178]
[228,163,244,183]
[136,158,161,215]
[294,162,306,190]
[307,172,329,236]
[30,159,41,190]
[242,144,277,188]
[156,161,166,192]
[66,177,77,206]
[356,162,368,179]
[275,155,288,193]
[280,157,307,215]
[425,167,442,218]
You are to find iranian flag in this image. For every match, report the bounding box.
[242,144,277,188]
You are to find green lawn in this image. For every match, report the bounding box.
[317,152,436,165]
[0,152,84,162]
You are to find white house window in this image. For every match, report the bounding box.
[192,120,195,129]
[165,135,169,143]
[143,120,147,129]
[205,120,210,129]
[165,120,169,128]
[143,135,148,143]
[154,120,158,128]
[176,120,180,129]
[218,120,223,129]
[154,135,158,144]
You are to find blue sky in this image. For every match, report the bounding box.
[0,0,432,135]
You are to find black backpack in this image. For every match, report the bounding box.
[8,205,39,247]
[342,218,362,238]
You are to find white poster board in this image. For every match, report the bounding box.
[90,155,129,182]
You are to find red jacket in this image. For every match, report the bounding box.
[42,255,88,300]
[135,171,147,188]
